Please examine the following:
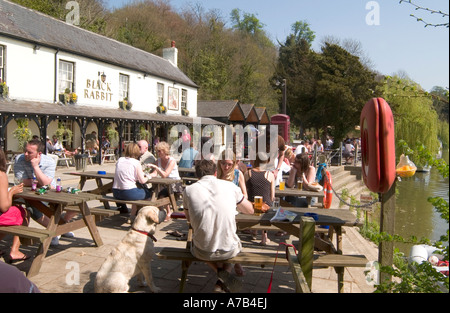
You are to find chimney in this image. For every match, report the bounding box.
[163,41,178,67]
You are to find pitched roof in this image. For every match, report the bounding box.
[0,0,198,88]
[197,100,245,122]
[254,107,270,124]
[239,103,259,124]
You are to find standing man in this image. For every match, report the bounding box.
[183,160,254,292]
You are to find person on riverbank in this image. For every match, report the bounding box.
[183,159,253,292]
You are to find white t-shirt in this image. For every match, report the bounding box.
[295,145,307,155]
[274,158,291,187]
[113,157,142,190]
[183,175,244,253]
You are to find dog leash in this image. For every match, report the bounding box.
[267,242,297,293]
[132,227,157,242]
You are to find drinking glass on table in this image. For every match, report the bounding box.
[272,197,280,211]
[279,180,285,191]
[297,178,303,190]
[254,196,263,215]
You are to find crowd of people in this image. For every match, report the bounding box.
[2,131,347,293]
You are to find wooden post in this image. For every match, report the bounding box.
[298,216,315,289]
[378,179,396,284]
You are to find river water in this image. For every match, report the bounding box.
[394,149,449,254]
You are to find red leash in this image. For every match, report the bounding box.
[267,242,297,293]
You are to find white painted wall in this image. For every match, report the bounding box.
[1,36,198,116]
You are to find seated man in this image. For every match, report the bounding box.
[14,139,75,245]
[183,160,254,292]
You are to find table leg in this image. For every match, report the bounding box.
[27,204,62,277]
[334,226,344,293]
[168,185,178,211]
[299,216,315,289]
[95,178,111,209]
[78,201,103,246]
[77,177,87,190]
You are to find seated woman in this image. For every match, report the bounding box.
[0,150,29,263]
[217,149,248,276]
[286,153,317,207]
[112,143,153,220]
[244,139,275,246]
[147,141,182,220]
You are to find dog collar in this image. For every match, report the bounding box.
[132,227,157,242]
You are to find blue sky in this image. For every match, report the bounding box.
[105,0,449,91]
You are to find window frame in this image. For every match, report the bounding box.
[0,45,5,82]
[119,73,129,100]
[58,60,75,93]
[157,83,164,106]
[181,89,187,110]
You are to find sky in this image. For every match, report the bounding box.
[104,0,449,92]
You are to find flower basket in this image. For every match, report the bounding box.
[0,80,9,98]
[157,105,167,114]
[60,90,77,104]
[182,108,190,116]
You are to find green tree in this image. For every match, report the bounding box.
[378,76,441,158]
[272,21,317,130]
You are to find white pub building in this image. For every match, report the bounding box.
[0,0,226,161]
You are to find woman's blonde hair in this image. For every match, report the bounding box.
[217,149,237,182]
[125,142,141,159]
[155,141,170,155]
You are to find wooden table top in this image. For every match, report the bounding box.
[236,207,361,227]
[275,187,324,198]
[14,188,102,205]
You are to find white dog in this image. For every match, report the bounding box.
[94,206,163,293]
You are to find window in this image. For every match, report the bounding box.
[181,89,187,109]
[157,83,164,106]
[123,123,132,142]
[119,74,129,100]
[0,45,4,82]
[59,60,74,93]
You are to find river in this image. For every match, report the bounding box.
[394,149,449,255]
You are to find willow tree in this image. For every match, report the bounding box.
[379,76,441,159]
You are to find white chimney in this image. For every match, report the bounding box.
[163,41,178,67]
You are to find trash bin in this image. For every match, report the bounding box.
[74,154,88,171]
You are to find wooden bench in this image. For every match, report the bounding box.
[65,205,120,223]
[98,195,172,210]
[0,225,54,246]
[157,246,367,293]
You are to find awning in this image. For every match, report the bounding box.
[0,98,224,126]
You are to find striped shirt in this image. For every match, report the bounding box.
[14,154,56,188]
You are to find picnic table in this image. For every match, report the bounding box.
[69,171,181,211]
[10,188,103,276]
[235,206,366,292]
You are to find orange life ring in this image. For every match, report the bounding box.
[360,98,396,193]
[323,170,333,209]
